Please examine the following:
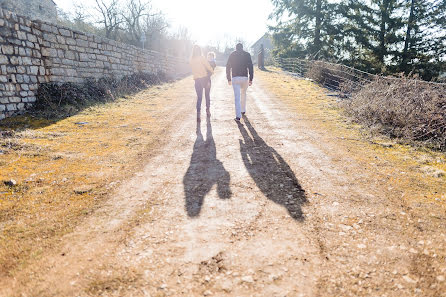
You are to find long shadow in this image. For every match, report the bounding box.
[237,116,307,221]
[183,117,231,217]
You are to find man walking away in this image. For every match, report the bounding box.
[226,43,254,121]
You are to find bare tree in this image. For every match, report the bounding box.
[95,0,123,39]
[121,0,149,44]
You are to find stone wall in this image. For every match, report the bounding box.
[0,8,190,120]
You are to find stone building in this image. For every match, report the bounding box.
[0,0,57,22]
[251,33,274,65]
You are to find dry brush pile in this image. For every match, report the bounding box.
[344,78,446,151]
[34,72,167,119]
[283,60,446,151]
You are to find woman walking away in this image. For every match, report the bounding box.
[190,45,214,121]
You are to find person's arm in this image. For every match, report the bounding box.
[247,53,254,85]
[226,54,232,84]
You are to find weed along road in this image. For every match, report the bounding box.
[1,68,446,296]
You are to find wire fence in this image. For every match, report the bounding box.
[272,57,446,97]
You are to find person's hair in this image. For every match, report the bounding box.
[191,45,202,58]
[236,43,243,51]
[207,51,216,59]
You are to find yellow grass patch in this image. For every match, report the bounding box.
[0,78,191,275]
[257,69,446,208]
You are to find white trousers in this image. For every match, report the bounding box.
[232,76,249,118]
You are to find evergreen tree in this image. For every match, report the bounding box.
[399,0,446,79]
[339,0,405,73]
[269,0,341,59]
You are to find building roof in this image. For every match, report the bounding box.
[251,33,272,49]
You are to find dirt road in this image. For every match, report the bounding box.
[2,69,445,296]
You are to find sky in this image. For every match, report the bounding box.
[53,0,274,47]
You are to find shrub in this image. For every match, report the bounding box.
[306,61,359,94]
[344,77,446,150]
[34,72,168,118]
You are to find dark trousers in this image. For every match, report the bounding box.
[194,77,211,112]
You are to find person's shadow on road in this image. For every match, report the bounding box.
[237,116,307,221]
[183,117,232,217]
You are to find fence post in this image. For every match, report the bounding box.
[258,44,265,70]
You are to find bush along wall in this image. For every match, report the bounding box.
[0,8,190,120]
[34,72,168,119]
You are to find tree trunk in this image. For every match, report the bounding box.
[314,0,322,57]
[378,0,390,64]
[401,0,416,72]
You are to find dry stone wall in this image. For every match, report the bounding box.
[0,8,190,120]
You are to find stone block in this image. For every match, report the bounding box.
[16,31,27,40]
[1,44,14,55]
[22,57,32,65]
[20,25,31,32]
[33,50,41,58]
[17,47,26,56]
[29,66,39,75]
[0,104,5,112]
[16,66,26,74]
[56,35,66,44]
[59,28,72,37]
[76,39,89,47]
[66,38,76,45]
[17,103,25,110]
[49,48,58,57]
[9,56,20,65]
[31,28,42,36]
[43,33,57,43]
[79,53,90,61]
[20,91,28,97]
[0,55,7,64]
[9,96,21,103]
[32,58,41,66]
[27,34,37,43]
[65,69,77,76]
[51,68,65,76]
[0,97,9,104]
[64,50,76,60]
[96,54,107,62]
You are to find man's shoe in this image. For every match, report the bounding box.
[235,117,241,122]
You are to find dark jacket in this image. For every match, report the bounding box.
[226,50,254,82]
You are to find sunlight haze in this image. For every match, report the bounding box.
[53,0,274,47]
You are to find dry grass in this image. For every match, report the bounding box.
[344,78,446,151]
[257,68,446,209]
[0,77,191,276]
